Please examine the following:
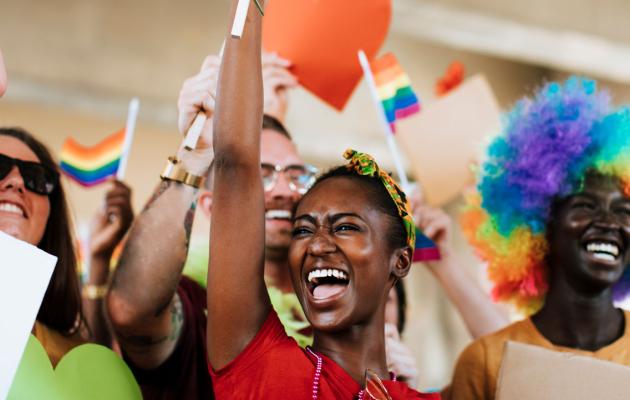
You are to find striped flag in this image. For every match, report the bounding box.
[370,53,421,133]
[60,129,126,187]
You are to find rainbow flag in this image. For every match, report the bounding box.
[60,129,126,187]
[413,228,441,262]
[370,53,421,133]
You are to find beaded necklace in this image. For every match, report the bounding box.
[306,347,396,400]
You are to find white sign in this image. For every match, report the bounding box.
[0,231,57,400]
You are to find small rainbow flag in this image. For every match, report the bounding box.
[370,53,421,133]
[60,129,126,187]
[413,228,441,262]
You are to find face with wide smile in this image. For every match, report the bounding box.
[289,176,409,332]
[261,130,304,254]
[547,173,630,295]
[0,136,51,245]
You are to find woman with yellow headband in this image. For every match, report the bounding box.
[204,1,439,398]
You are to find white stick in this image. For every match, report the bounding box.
[116,97,139,180]
[357,50,411,192]
[183,113,207,151]
[231,0,251,39]
[183,42,225,151]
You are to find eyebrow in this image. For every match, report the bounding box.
[293,212,363,224]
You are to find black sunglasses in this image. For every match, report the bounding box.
[0,153,59,195]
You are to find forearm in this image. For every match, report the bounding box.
[107,180,197,345]
[83,255,113,347]
[430,255,509,338]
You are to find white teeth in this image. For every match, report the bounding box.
[592,252,616,262]
[0,202,24,216]
[265,209,292,220]
[307,268,349,283]
[586,242,620,257]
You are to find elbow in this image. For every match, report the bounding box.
[106,290,145,333]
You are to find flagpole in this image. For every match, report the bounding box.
[357,50,411,192]
[116,97,139,180]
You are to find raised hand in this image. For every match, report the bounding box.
[261,52,297,122]
[385,323,420,389]
[178,55,220,154]
[89,180,134,259]
[409,186,452,259]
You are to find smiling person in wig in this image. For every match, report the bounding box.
[445,77,630,400]
[206,1,439,399]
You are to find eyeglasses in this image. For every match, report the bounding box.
[0,153,59,195]
[260,163,318,194]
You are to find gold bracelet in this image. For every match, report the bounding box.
[160,156,205,189]
[82,284,108,300]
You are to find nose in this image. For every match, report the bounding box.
[0,166,25,193]
[593,208,620,230]
[307,230,337,256]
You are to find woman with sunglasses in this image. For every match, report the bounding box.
[0,127,85,365]
[205,2,439,398]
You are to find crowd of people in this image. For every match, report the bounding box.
[3,1,630,399]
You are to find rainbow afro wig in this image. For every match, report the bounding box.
[462,77,630,315]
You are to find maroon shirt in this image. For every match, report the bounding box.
[124,276,213,399]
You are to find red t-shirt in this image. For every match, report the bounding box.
[210,310,440,399]
[125,276,213,399]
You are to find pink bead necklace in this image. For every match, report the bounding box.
[306,347,396,400]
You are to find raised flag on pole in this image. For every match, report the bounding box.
[369,53,421,133]
[60,98,138,186]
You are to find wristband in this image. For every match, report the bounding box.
[82,284,108,300]
[160,156,205,188]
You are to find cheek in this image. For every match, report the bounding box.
[31,196,51,243]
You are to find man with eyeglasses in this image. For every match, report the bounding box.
[107,53,309,399]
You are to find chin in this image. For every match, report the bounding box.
[306,310,355,333]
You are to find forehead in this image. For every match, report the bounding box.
[260,129,302,166]
[0,135,40,163]
[297,176,379,217]
[581,174,623,194]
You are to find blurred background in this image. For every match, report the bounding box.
[2,0,630,390]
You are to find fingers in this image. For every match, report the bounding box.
[261,51,291,68]
[200,54,220,73]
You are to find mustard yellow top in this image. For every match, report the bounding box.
[33,321,86,367]
[444,310,630,400]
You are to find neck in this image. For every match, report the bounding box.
[312,313,388,385]
[264,249,293,294]
[532,276,624,351]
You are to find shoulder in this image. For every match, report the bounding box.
[446,319,533,400]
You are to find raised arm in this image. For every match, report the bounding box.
[410,190,509,339]
[207,0,270,369]
[107,58,217,369]
[84,179,134,347]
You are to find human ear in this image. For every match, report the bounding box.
[199,190,213,219]
[391,246,412,279]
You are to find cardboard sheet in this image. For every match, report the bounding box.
[262,0,391,111]
[0,231,57,400]
[396,75,501,206]
[496,341,630,400]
